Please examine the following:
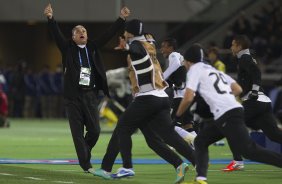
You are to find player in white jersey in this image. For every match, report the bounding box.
[161,38,196,146]
[176,44,282,184]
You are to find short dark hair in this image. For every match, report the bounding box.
[233,35,251,49]
[162,38,178,50]
[184,44,204,63]
[125,19,144,36]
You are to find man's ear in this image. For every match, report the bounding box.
[238,44,243,51]
[183,61,189,70]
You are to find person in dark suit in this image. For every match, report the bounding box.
[44,3,130,173]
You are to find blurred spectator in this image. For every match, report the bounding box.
[10,61,26,117]
[0,70,7,93]
[207,47,226,72]
[3,67,13,116]
[38,65,53,118]
[232,12,252,38]
[50,64,64,118]
[223,26,235,49]
[269,77,282,123]
[23,68,38,118]
[252,33,268,60]
[267,35,282,60]
[0,86,9,128]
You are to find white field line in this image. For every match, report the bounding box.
[52,181,74,184]
[53,170,77,172]
[1,173,75,183]
[0,173,15,176]
[24,177,46,181]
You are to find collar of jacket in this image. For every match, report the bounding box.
[237,49,250,59]
[77,44,86,48]
[128,35,146,44]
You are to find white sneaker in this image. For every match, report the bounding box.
[84,168,95,174]
[111,167,135,179]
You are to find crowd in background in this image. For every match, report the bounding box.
[1,1,282,121]
[221,0,282,71]
[0,61,64,118]
[206,0,282,122]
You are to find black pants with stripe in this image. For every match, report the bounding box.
[65,90,100,171]
[194,108,282,178]
[231,100,282,161]
[116,95,195,169]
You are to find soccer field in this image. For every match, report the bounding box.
[0,119,281,184]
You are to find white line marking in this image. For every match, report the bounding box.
[52,181,74,184]
[54,170,77,172]
[24,177,46,181]
[0,173,15,176]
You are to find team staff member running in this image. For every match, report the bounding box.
[222,34,282,171]
[114,19,195,184]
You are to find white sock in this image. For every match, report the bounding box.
[235,160,244,165]
[175,126,189,137]
[190,130,197,136]
[196,176,207,181]
[174,126,196,144]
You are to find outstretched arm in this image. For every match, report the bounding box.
[163,54,182,80]
[176,88,195,117]
[44,3,67,52]
[231,82,242,97]
[115,37,146,60]
[95,7,130,47]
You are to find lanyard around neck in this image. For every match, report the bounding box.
[78,47,91,69]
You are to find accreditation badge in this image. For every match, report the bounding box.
[79,67,91,86]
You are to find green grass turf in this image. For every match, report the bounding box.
[0,119,281,184]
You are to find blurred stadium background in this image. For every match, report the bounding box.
[0,0,281,123]
[0,0,282,183]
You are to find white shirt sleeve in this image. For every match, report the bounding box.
[163,53,182,80]
[186,65,201,92]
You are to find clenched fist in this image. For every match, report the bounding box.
[44,3,53,19]
[120,7,130,20]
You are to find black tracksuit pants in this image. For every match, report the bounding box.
[194,108,282,178]
[101,123,188,172]
[65,90,100,171]
[115,95,195,169]
[231,100,282,161]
